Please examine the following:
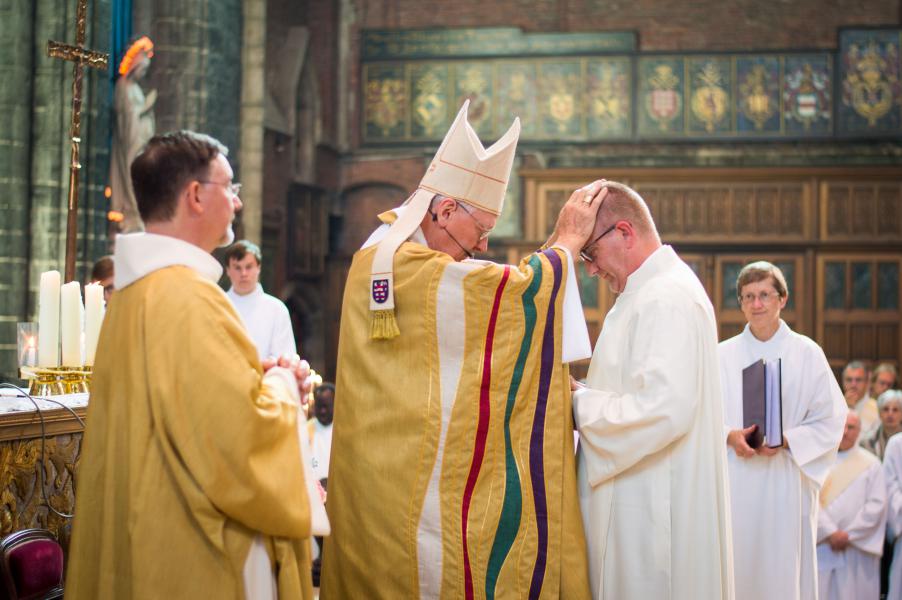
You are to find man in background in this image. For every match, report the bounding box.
[224,239,297,361]
[90,255,115,303]
[845,360,878,433]
[872,363,899,400]
[817,411,886,600]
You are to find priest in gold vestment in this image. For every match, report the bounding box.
[320,102,600,599]
[66,131,326,599]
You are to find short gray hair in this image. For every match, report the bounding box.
[843,360,870,376]
[878,389,902,411]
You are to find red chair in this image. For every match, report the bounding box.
[0,529,63,600]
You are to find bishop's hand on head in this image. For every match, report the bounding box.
[547,180,607,256]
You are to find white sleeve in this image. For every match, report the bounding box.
[783,349,846,488]
[573,299,702,486]
[553,246,592,363]
[270,300,297,358]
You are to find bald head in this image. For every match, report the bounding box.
[590,182,658,241]
[839,411,861,451]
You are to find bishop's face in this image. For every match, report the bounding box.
[738,277,787,332]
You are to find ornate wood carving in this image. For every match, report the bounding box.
[821,182,902,241]
[0,433,81,547]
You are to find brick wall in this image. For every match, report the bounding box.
[351,0,899,50]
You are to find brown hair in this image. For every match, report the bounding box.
[736,261,788,300]
[224,240,262,266]
[131,130,228,224]
[90,255,114,282]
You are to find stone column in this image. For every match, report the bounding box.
[149,0,242,164]
[0,1,35,379]
[239,0,266,244]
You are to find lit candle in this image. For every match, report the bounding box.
[37,271,61,367]
[60,281,84,367]
[26,336,36,367]
[84,283,104,366]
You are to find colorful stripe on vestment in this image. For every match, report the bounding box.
[462,265,511,600]
[527,249,563,599]
[484,255,543,600]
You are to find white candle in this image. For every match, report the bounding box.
[26,336,36,367]
[84,283,104,366]
[60,281,84,367]
[37,271,61,367]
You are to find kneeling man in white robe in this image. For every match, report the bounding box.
[720,261,847,600]
[571,181,734,600]
[817,411,887,600]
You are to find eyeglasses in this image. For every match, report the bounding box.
[198,180,242,197]
[739,291,782,305]
[579,224,616,263]
[456,202,494,241]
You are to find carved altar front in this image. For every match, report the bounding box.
[0,393,86,549]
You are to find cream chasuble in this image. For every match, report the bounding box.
[816,447,886,600]
[719,320,846,600]
[573,245,734,600]
[320,241,592,600]
[66,233,319,600]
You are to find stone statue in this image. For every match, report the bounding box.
[110,36,156,233]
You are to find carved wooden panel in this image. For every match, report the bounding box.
[532,180,812,243]
[817,254,902,372]
[821,181,902,241]
[0,433,81,549]
[636,182,810,242]
[517,167,902,374]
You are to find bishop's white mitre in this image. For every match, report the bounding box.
[368,100,521,339]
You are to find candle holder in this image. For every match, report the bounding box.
[18,366,91,397]
[58,367,90,394]
[20,368,66,397]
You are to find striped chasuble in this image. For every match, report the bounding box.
[321,242,590,600]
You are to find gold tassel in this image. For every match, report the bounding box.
[370,309,400,340]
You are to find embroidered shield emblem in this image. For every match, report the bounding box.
[372,279,389,304]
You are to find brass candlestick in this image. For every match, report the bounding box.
[19,366,91,397]
[21,368,66,397]
[58,367,90,394]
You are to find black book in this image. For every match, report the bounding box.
[742,358,783,449]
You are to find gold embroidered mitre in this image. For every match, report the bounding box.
[368,100,521,339]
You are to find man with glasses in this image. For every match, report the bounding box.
[66,130,325,599]
[570,181,734,599]
[844,360,878,433]
[322,102,599,599]
[719,261,846,600]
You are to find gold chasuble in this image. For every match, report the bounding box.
[321,242,590,599]
[66,264,314,599]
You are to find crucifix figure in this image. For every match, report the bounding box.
[46,0,109,283]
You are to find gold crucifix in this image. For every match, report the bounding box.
[46,0,109,283]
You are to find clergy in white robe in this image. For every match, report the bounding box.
[817,412,887,600]
[720,261,847,600]
[882,395,902,600]
[572,181,734,600]
[225,239,297,361]
[844,361,879,434]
